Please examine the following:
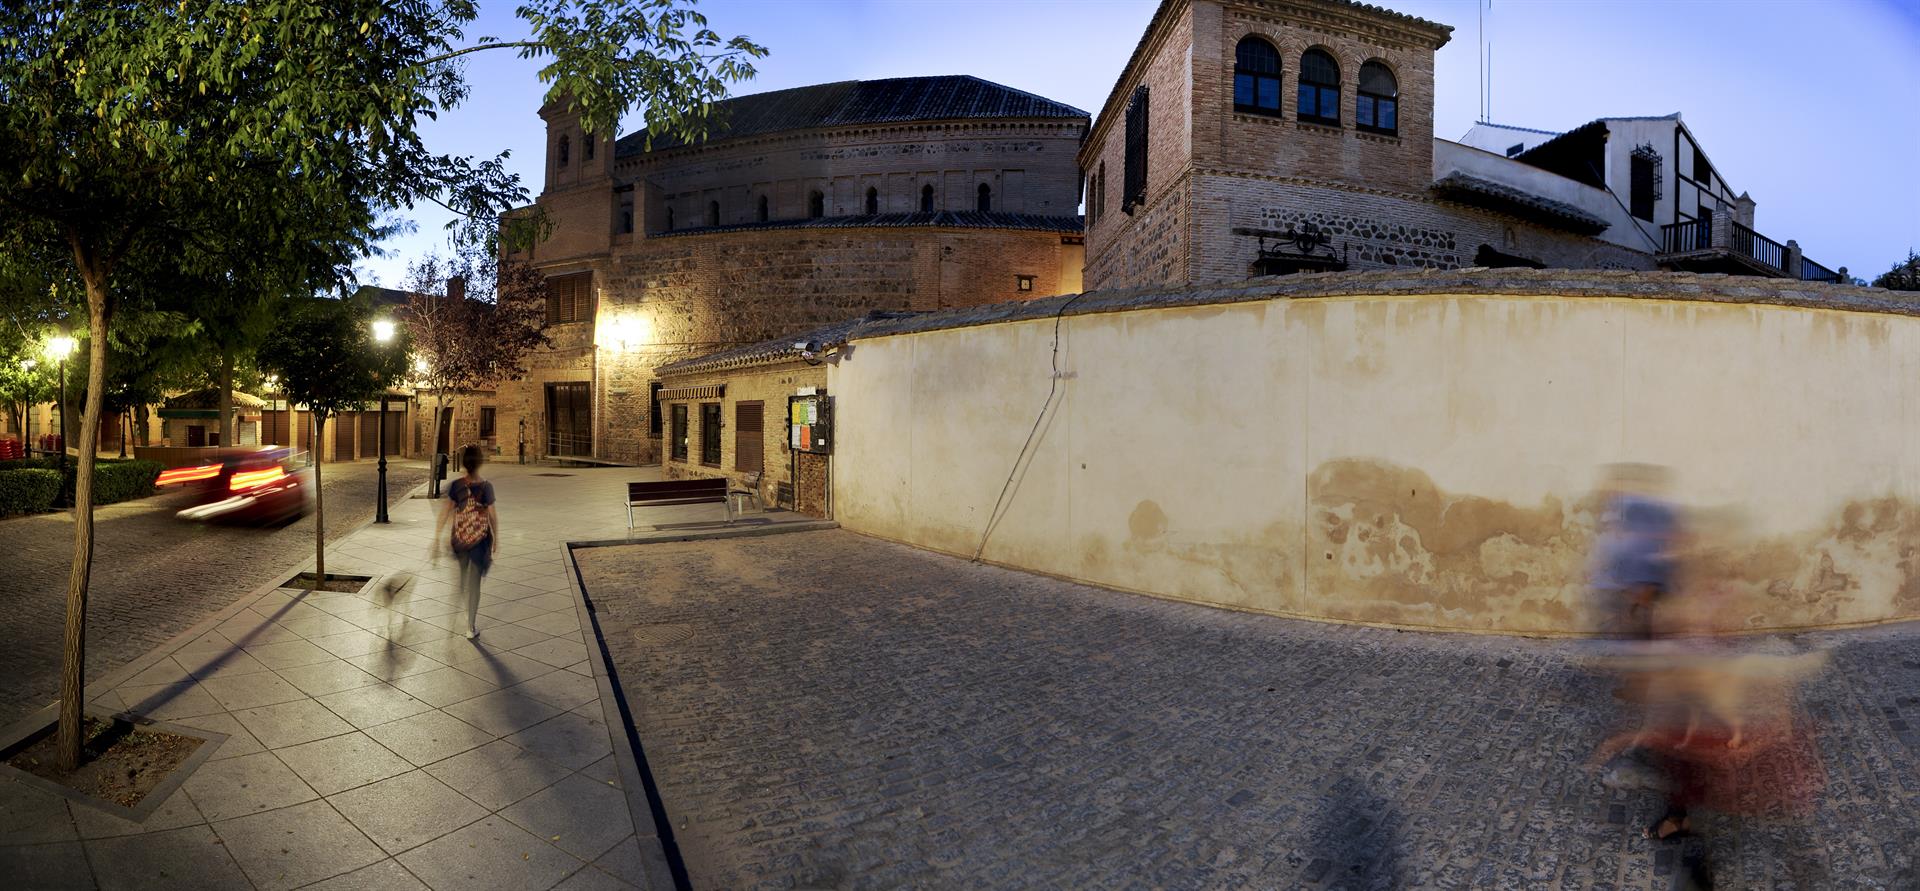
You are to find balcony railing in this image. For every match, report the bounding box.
[1660,219,1711,254]
[1732,222,1787,275]
[1801,257,1841,283]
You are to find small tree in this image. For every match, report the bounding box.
[1871,251,1920,291]
[403,244,550,469]
[260,297,409,587]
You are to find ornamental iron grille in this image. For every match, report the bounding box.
[1250,222,1349,275]
[1632,144,1663,201]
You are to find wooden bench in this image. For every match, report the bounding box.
[627,477,730,529]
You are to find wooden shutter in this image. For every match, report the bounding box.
[734,401,763,473]
[1123,86,1149,214]
[546,272,592,324]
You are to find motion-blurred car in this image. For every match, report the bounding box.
[157,448,312,525]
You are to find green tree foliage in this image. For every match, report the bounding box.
[0,0,765,770]
[259,297,410,589]
[1871,251,1920,291]
[402,243,551,457]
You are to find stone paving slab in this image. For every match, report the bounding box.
[574,528,1920,890]
[0,465,731,889]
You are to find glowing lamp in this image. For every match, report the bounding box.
[371,318,397,343]
[46,335,76,361]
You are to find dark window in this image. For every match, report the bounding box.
[1506,142,1525,157]
[757,194,769,222]
[808,190,824,218]
[1233,36,1282,115]
[1084,171,1095,225]
[1693,145,1712,188]
[976,183,992,213]
[584,136,594,161]
[1122,85,1149,214]
[734,401,764,473]
[479,406,496,439]
[865,187,879,215]
[665,207,674,230]
[1096,161,1106,221]
[670,404,688,461]
[1356,61,1397,135]
[545,382,591,457]
[545,272,592,324]
[620,202,634,234]
[699,403,721,466]
[557,135,570,166]
[1298,49,1341,125]
[649,382,663,438]
[707,200,719,227]
[920,183,934,212]
[1630,151,1657,221]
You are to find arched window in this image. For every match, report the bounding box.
[665,206,674,230]
[865,186,879,215]
[708,201,719,227]
[1298,48,1341,126]
[808,190,824,219]
[584,136,595,161]
[1357,61,1398,135]
[1233,37,1282,115]
[757,194,769,222]
[920,183,935,213]
[977,183,992,213]
[557,135,571,167]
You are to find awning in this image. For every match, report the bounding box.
[658,385,724,401]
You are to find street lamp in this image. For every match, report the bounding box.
[372,318,395,523]
[46,336,75,496]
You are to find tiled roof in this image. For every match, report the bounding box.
[845,269,1918,343]
[1429,172,1611,234]
[650,211,1084,238]
[616,76,1087,157]
[656,311,923,377]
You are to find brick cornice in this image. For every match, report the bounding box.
[1223,0,1453,52]
[618,117,1087,174]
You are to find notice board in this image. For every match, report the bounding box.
[787,392,832,455]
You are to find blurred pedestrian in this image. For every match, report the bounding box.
[434,444,498,640]
[1588,463,1680,639]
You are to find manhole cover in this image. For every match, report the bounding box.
[631,623,696,647]
[533,472,575,477]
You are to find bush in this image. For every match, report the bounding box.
[0,457,60,472]
[0,468,61,515]
[63,459,164,506]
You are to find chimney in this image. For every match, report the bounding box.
[448,275,466,302]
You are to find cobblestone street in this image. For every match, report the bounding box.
[576,530,1920,890]
[0,460,429,726]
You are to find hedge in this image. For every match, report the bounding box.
[64,459,165,505]
[0,468,61,515]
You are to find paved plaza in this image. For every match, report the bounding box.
[576,530,1920,890]
[0,460,431,727]
[0,464,758,890]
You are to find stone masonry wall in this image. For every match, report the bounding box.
[1082,3,1197,291]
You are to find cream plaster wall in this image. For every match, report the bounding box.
[832,293,1920,634]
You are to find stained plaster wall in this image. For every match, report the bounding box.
[831,292,1920,634]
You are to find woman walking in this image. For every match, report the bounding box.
[435,445,498,640]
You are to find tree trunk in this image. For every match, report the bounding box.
[134,403,149,447]
[56,261,113,772]
[312,412,325,588]
[218,353,234,448]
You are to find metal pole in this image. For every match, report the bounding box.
[57,358,66,500]
[375,394,389,523]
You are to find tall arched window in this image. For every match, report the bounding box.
[665,207,674,230]
[1298,48,1341,126]
[557,135,571,166]
[708,201,719,227]
[920,183,935,212]
[976,183,992,213]
[584,136,595,161]
[757,194,769,222]
[865,187,879,215]
[1357,61,1398,135]
[1233,37,1282,115]
[808,190,824,219]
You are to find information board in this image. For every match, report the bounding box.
[787,392,832,455]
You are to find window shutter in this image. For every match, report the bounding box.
[734,401,764,473]
[1123,86,1149,214]
[573,274,592,323]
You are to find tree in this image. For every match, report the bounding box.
[1871,251,1920,291]
[402,244,551,471]
[1,0,765,772]
[259,297,409,588]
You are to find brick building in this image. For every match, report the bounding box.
[1080,0,1835,291]
[502,76,1090,466]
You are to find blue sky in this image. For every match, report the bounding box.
[359,0,1920,287]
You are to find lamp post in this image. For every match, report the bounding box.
[371,318,396,523]
[46,336,76,498]
[19,358,35,452]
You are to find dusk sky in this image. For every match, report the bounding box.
[358,0,1920,288]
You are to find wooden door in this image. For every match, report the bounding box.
[545,382,591,456]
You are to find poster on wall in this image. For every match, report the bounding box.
[787,391,831,455]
